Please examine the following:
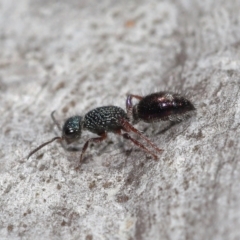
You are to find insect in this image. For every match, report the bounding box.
[126,91,195,124]
[27,106,163,169]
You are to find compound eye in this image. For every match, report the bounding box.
[64,127,77,137]
[62,116,81,139]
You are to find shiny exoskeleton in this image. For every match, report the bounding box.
[126,92,195,124]
[27,106,163,169]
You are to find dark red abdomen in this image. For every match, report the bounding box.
[133,92,195,123]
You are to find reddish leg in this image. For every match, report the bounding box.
[120,118,163,154]
[76,132,107,169]
[115,130,158,160]
[126,94,143,118]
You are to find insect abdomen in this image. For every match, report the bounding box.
[134,92,195,122]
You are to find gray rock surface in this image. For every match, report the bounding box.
[0,0,240,239]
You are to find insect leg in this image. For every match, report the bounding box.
[116,130,158,160]
[120,118,163,154]
[76,132,107,169]
[126,94,143,118]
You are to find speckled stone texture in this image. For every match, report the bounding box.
[0,0,240,239]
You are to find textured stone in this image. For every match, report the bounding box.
[0,0,240,239]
